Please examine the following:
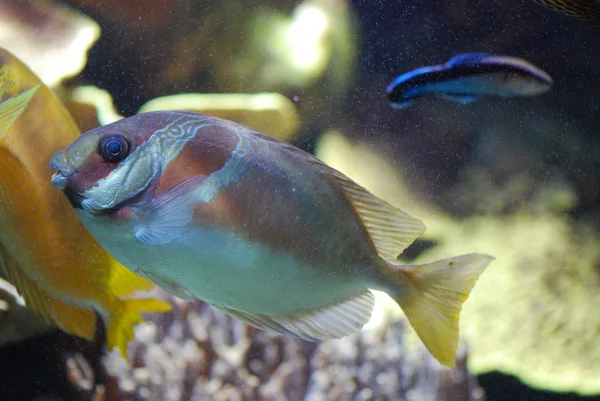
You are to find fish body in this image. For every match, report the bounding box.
[50,111,494,367]
[0,49,170,357]
[387,53,553,108]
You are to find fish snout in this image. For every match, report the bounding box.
[51,172,68,190]
[49,169,85,209]
[49,152,74,190]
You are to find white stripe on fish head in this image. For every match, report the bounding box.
[169,124,268,205]
[80,118,219,211]
[190,126,251,203]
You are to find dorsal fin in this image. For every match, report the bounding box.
[0,85,40,138]
[246,129,427,263]
[325,167,426,262]
[445,53,492,68]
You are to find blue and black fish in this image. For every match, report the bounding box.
[387,53,553,109]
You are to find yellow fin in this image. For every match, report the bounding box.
[105,255,177,297]
[2,254,97,340]
[0,84,40,138]
[390,254,494,367]
[105,297,172,360]
[326,167,426,262]
[103,261,173,359]
[218,290,375,341]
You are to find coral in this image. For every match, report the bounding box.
[0,0,99,87]
[76,0,357,130]
[104,296,484,401]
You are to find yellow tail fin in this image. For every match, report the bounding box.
[390,253,493,367]
[105,297,171,360]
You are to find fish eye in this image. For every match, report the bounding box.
[99,135,131,162]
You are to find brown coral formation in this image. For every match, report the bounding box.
[104,296,484,401]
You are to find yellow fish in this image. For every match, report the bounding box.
[50,110,494,367]
[0,48,170,358]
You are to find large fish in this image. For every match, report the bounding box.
[387,53,553,109]
[0,49,170,358]
[50,111,494,367]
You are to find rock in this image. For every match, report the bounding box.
[104,295,485,401]
[0,0,99,87]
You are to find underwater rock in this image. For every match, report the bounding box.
[0,0,100,87]
[64,85,123,132]
[138,93,300,142]
[104,294,485,401]
[75,0,357,131]
[65,87,301,141]
[315,131,600,396]
[62,0,182,30]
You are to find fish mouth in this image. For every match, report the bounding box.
[50,172,69,190]
[50,172,85,210]
[65,191,85,210]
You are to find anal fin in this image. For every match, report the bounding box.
[131,175,206,246]
[216,290,375,341]
[136,267,195,302]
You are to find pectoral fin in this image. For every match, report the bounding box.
[216,290,375,340]
[0,84,40,138]
[435,94,480,104]
[390,100,414,109]
[132,175,207,245]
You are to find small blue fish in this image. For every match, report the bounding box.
[387,53,553,109]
